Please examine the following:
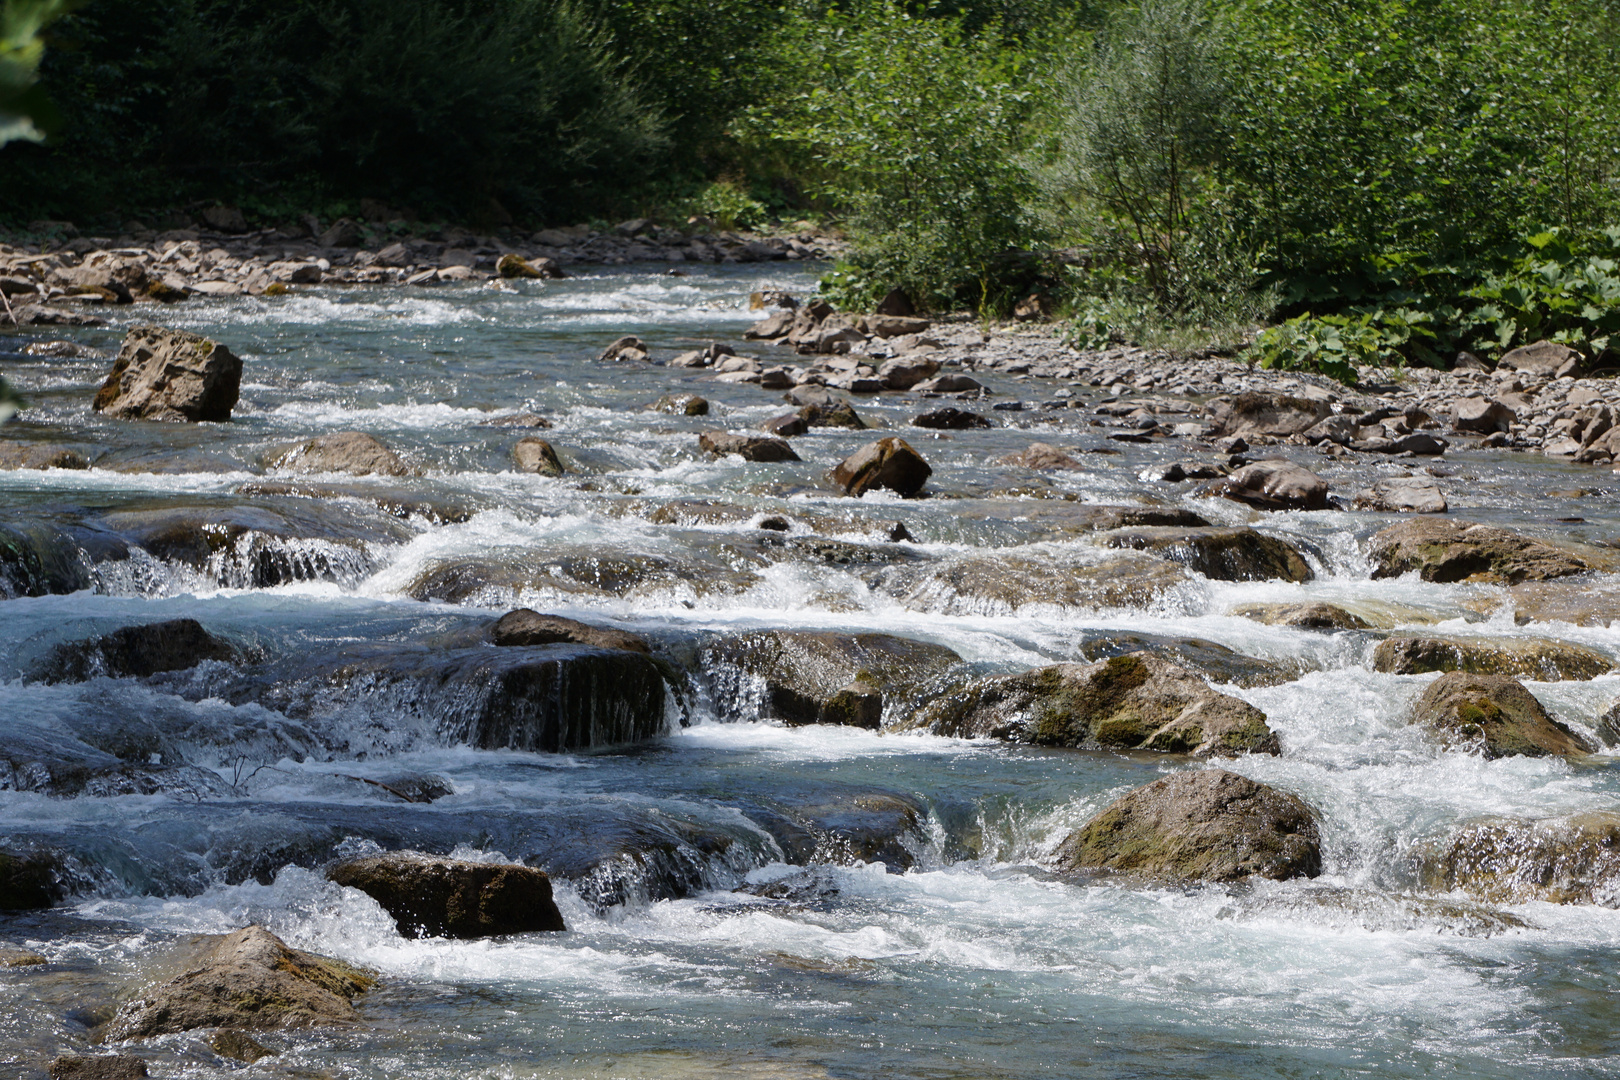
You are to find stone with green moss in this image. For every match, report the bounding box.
[1368,518,1593,584]
[903,652,1280,757]
[1408,671,1594,758]
[1053,769,1321,882]
[1419,812,1620,906]
[1373,635,1611,681]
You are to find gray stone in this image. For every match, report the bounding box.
[93,326,241,422]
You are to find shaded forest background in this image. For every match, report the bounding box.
[3,0,1619,377]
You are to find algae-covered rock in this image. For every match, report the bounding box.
[1419,812,1620,906]
[0,944,47,966]
[41,618,240,682]
[1367,518,1589,584]
[1408,672,1594,758]
[1229,602,1370,630]
[1098,526,1313,583]
[327,852,566,938]
[105,925,373,1039]
[1053,769,1321,882]
[907,653,1279,757]
[700,629,961,728]
[1077,633,1295,688]
[491,609,651,654]
[1373,635,1611,681]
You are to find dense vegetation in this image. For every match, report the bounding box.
[3,0,1618,376]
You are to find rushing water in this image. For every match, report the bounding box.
[3,265,1620,1078]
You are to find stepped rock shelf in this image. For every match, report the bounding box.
[2,263,1620,1080]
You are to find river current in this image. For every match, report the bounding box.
[2,266,1619,1078]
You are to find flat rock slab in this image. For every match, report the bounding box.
[1374,635,1611,681]
[907,652,1280,757]
[491,609,651,653]
[40,618,239,682]
[327,852,566,938]
[1229,602,1370,630]
[1368,518,1590,584]
[1053,769,1321,882]
[105,925,373,1039]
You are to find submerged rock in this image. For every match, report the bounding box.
[1373,635,1611,681]
[913,407,990,430]
[1206,460,1330,511]
[1368,518,1589,584]
[1098,526,1313,583]
[832,438,931,498]
[869,552,1191,615]
[907,653,1279,757]
[0,944,47,966]
[47,1056,147,1080]
[0,442,91,470]
[1420,812,1620,906]
[738,784,927,872]
[92,325,241,422]
[327,852,566,938]
[41,618,240,682]
[1354,477,1447,514]
[0,521,95,598]
[491,609,651,654]
[1408,672,1594,758]
[700,629,962,728]
[105,925,373,1039]
[653,393,709,416]
[208,1030,274,1063]
[1229,602,1370,630]
[271,431,411,477]
[1053,769,1321,882]
[997,443,1083,470]
[0,849,65,909]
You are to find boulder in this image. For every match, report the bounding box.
[744,310,795,340]
[1078,633,1294,688]
[1507,579,1620,627]
[0,849,64,909]
[912,374,984,393]
[512,436,564,476]
[105,926,373,1039]
[1498,340,1580,379]
[272,431,410,477]
[1367,518,1589,584]
[1052,770,1321,882]
[597,335,648,363]
[1419,812,1620,906]
[1206,392,1332,439]
[997,443,1083,470]
[875,288,915,317]
[1373,636,1610,681]
[200,205,249,232]
[92,326,242,422]
[496,253,558,279]
[1408,672,1594,758]
[1207,460,1330,511]
[491,609,650,654]
[1098,526,1313,583]
[913,407,990,430]
[0,442,90,470]
[797,400,865,429]
[1451,397,1516,434]
[833,438,931,497]
[326,852,566,939]
[699,629,962,728]
[861,314,930,338]
[871,552,1191,616]
[1302,414,1360,445]
[908,653,1279,756]
[698,431,801,463]
[1229,602,1370,630]
[41,618,240,682]
[1354,477,1447,514]
[761,412,809,437]
[47,1057,147,1080]
[877,356,940,390]
[653,393,709,416]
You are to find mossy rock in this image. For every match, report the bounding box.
[1368,518,1590,584]
[1373,635,1611,681]
[905,652,1279,758]
[1053,769,1321,882]
[1419,812,1620,906]
[1098,526,1313,583]
[1408,671,1594,758]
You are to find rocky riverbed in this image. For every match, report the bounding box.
[2,262,1620,1079]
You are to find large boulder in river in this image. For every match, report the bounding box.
[1206,460,1330,511]
[1367,518,1589,584]
[1052,770,1321,882]
[1205,392,1332,439]
[1373,635,1610,681]
[1097,526,1312,582]
[105,926,373,1039]
[833,438,931,497]
[92,326,241,422]
[1451,397,1515,434]
[908,653,1280,757]
[41,618,240,682]
[1408,672,1594,758]
[272,431,410,477]
[512,436,564,476]
[870,551,1191,616]
[700,629,962,728]
[492,609,650,653]
[1419,812,1620,906]
[327,852,565,938]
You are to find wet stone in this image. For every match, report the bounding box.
[1230,602,1371,630]
[1420,812,1620,906]
[327,852,566,938]
[1098,526,1313,583]
[1373,635,1611,681]
[47,1056,148,1080]
[40,618,240,682]
[1368,518,1591,584]
[1408,672,1594,758]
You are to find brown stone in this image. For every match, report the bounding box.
[272,431,410,477]
[326,852,565,939]
[513,437,565,476]
[832,438,931,497]
[699,431,801,463]
[92,326,241,422]
[491,609,650,653]
[1408,672,1594,758]
[1368,518,1589,584]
